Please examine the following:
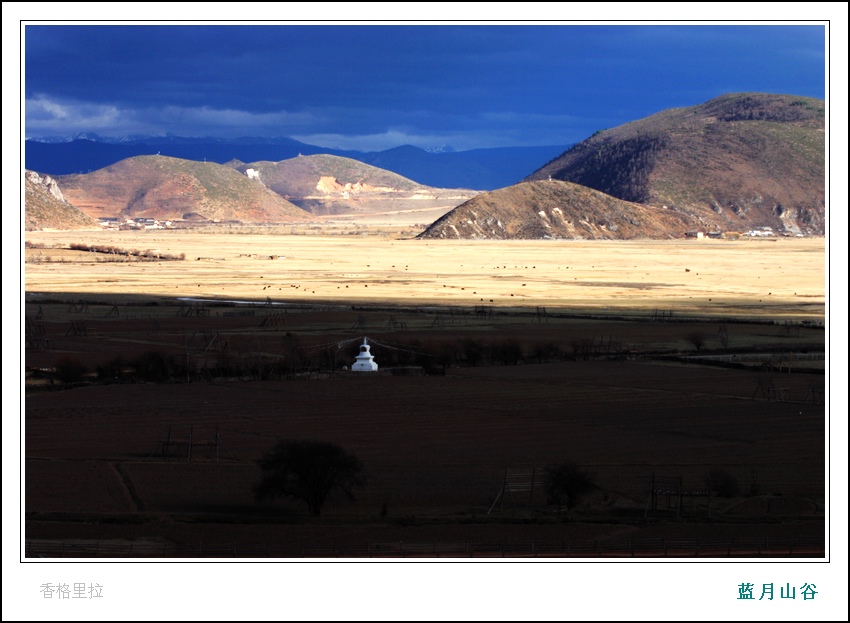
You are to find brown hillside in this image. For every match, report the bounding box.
[239,154,479,216]
[56,156,312,224]
[221,158,246,170]
[526,93,825,235]
[418,180,702,240]
[25,171,99,231]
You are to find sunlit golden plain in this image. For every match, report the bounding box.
[25,230,825,321]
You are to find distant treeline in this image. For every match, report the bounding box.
[67,242,185,260]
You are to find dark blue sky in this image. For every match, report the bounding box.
[24,23,826,151]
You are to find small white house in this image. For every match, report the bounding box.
[351,338,378,372]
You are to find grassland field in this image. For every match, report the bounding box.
[25,229,825,319]
[22,228,827,558]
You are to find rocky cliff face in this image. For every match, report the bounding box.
[26,170,68,202]
[25,170,99,230]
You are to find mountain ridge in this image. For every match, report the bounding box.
[26,93,824,238]
[418,180,703,240]
[421,93,824,240]
[54,155,313,224]
[26,137,569,191]
[236,154,479,216]
[525,93,824,236]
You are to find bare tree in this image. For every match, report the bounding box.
[686,331,708,352]
[54,357,87,384]
[544,461,599,510]
[706,468,739,497]
[254,440,364,517]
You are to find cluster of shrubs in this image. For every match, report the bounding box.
[97,351,188,383]
[277,336,571,376]
[332,337,566,371]
[48,337,573,388]
[68,242,185,260]
[706,468,741,498]
[50,351,188,385]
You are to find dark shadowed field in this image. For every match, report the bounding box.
[24,297,825,558]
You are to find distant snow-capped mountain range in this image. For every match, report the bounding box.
[28,133,320,146]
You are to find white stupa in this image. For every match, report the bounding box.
[351,338,379,372]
